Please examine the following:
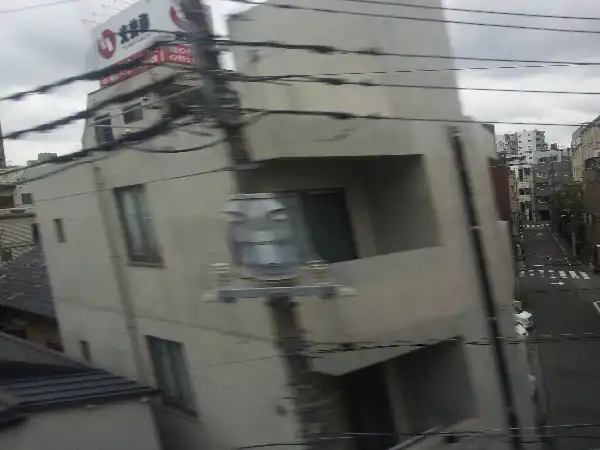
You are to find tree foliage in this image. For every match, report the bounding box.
[554,181,585,221]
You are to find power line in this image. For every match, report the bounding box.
[0,0,79,16]
[291,0,600,22]
[187,332,600,371]
[4,75,180,140]
[240,107,593,128]
[231,72,600,96]
[216,38,600,67]
[224,0,600,35]
[0,42,181,103]
[225,62,581,81]
[232,432,600,450]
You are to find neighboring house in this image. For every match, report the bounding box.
[0,246,59,349]
[534,160,572,222]
[0,332,161,450]
[0,164,39,264]
[25,1,537,450]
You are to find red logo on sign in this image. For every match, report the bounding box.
[98,29,117,59]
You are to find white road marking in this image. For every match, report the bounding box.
[559,271,567,278]
[550,276,556,279]
[538,270,544,275]
[593,301,600,315]
[581,272,591,280]
[519,271,524,278]
[569,271,579,279]
[548,269,555,273]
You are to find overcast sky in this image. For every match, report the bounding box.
[1,0,600,165]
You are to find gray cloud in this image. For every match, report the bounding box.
[445,0,600,146]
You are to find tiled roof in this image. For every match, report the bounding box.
[0,333,156,415]
[0,371,156,412]
[0,246,54,318]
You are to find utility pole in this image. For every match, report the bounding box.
[180,3,343,447]
[208,194,350,450]
[180,0,255,192]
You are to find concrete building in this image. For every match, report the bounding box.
[0,171,36,264]
[572,115,600,181]
[25,1,537,450]
[0,332,161,450]
[496,130,548,164]
[534,160,572,222]
[505,159,535,223]
[489,160,521,260]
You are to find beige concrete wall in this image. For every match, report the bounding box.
[0,401,161,450]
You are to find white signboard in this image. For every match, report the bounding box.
[88,0,193,73]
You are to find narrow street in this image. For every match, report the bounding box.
[520,224,600,450]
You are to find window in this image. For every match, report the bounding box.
[31,223,40,244]
[79,340,93,363]
[0,195,14,209]
[123,103,143,124]
[94,114,114,144]
[147,337,195,412]
[21,193,33,205]
[114,185,161,263]
[53,218,66,243]
[0,248,12,262]
[280,189,357,264]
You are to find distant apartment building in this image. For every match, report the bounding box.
[496,130,548,163]
[534,160,572,222]
[25,1,538,450]
[572,115,600,181]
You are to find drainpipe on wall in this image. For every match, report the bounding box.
[449,127,524,450]
[92,164,146,381]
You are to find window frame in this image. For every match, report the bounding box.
[0,247,12,262]
[146,336,196,414]
[94,114,114,144]
[21,193,33,205]
[79,340,93,364]
[278,188,358,264]
[114,184,162,265]
[53,218,66,243]
[123,102,143,124]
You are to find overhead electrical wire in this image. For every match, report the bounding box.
[4,75,179,140]
[294,0,600,22]
[240,107,595,128]
[223,0,600,35]
[229,72,600,96]
[0,0,80,16]
[0,41,183,103]
[213,37,600,67]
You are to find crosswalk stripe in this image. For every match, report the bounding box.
[519,271,524,277]
[569,271,579,279]
[581,272,591,280]
[560,271,567,278]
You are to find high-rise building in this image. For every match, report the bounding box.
[496,130,551,164]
